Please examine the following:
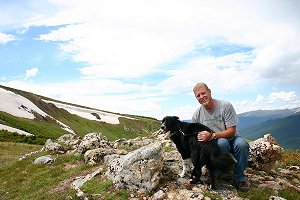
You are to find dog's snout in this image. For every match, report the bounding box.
[160,124,166,130]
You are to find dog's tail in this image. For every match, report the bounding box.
[210,152,237,172]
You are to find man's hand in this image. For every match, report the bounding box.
[197,131,213,142]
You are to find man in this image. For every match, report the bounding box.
[192,82,250,192]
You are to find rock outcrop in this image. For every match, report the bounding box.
[44,139,64,152]
[77,132,112,154]
[106,142,164,192]
[249,133,284,172]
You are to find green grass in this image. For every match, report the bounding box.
[81,178,130,200]
[238,187,300,200]
[0,130,48,145]
[0,142,42,165]
[280,150,300,166]
[0,141,131,200]
[0,111,70,141]
[203,191,222,200]
[0,142,95,200]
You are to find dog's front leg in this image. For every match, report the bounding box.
[179,158,192,177]
[208,167,216,189]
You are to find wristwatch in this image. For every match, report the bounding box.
[212,133,216,139]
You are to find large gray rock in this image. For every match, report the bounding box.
[33,155,55,164]
[106,142,164,192]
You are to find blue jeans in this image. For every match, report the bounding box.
[217,136,249,182]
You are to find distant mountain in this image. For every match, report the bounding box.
[0,85,160,144]
[239,111,300,150]
[237,108,300,130]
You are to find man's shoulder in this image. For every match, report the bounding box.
[216,99,230,104]
[216,99,232,107]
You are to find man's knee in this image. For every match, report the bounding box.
[217,138,230,152]
[234,137,250,154]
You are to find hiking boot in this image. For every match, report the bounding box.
[234,180,249,192]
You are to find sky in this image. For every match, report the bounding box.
[1,0,300,120]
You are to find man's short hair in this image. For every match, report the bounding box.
[193,82,210,93]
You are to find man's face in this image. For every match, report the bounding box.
[194,86,211,107]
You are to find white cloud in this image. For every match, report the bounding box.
[24,67,39,80]
[0,0,297,85]
[1,1,300,119]
[30,0,300,88]
[262,91,297,103]
[0,32,15,44]
[234,91,300,114]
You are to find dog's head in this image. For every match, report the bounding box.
[160,116,180,134]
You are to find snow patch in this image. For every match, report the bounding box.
[0,88,75,134]
[0,88,48,119]
[43,100,134,124]
[0,124,34,136]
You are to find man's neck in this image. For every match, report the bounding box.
[204,99,216,111]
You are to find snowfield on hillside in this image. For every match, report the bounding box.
[43,100,134,124]
[0,87,75,134]
[0,124,34,136]
[0,88,48,119]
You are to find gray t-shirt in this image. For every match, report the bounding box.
[192,100,239,136]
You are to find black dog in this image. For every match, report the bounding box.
[160,116,236,189]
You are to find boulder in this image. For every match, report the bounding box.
[113,137,158,149]
[249,134,284,172]
[77,132,112,154]
[57,134,81,149]
[106,142,164,192]
[33,155,55,164]
[44,139,64,152]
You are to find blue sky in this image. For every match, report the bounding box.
[1,0,300,120]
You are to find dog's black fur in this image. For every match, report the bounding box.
[160,116,237,189]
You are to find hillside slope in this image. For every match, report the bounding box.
[0,85,160,143]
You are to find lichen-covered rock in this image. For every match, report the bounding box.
[77,132,112,154]
[57,134,81,149]
[113,137,158,149]
[249,134,284,172]
[106,142,164,192]
[44,139,64,152]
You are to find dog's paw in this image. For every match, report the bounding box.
[189,179,200,184]
[189,177,201,184]
[178,171,186,178]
